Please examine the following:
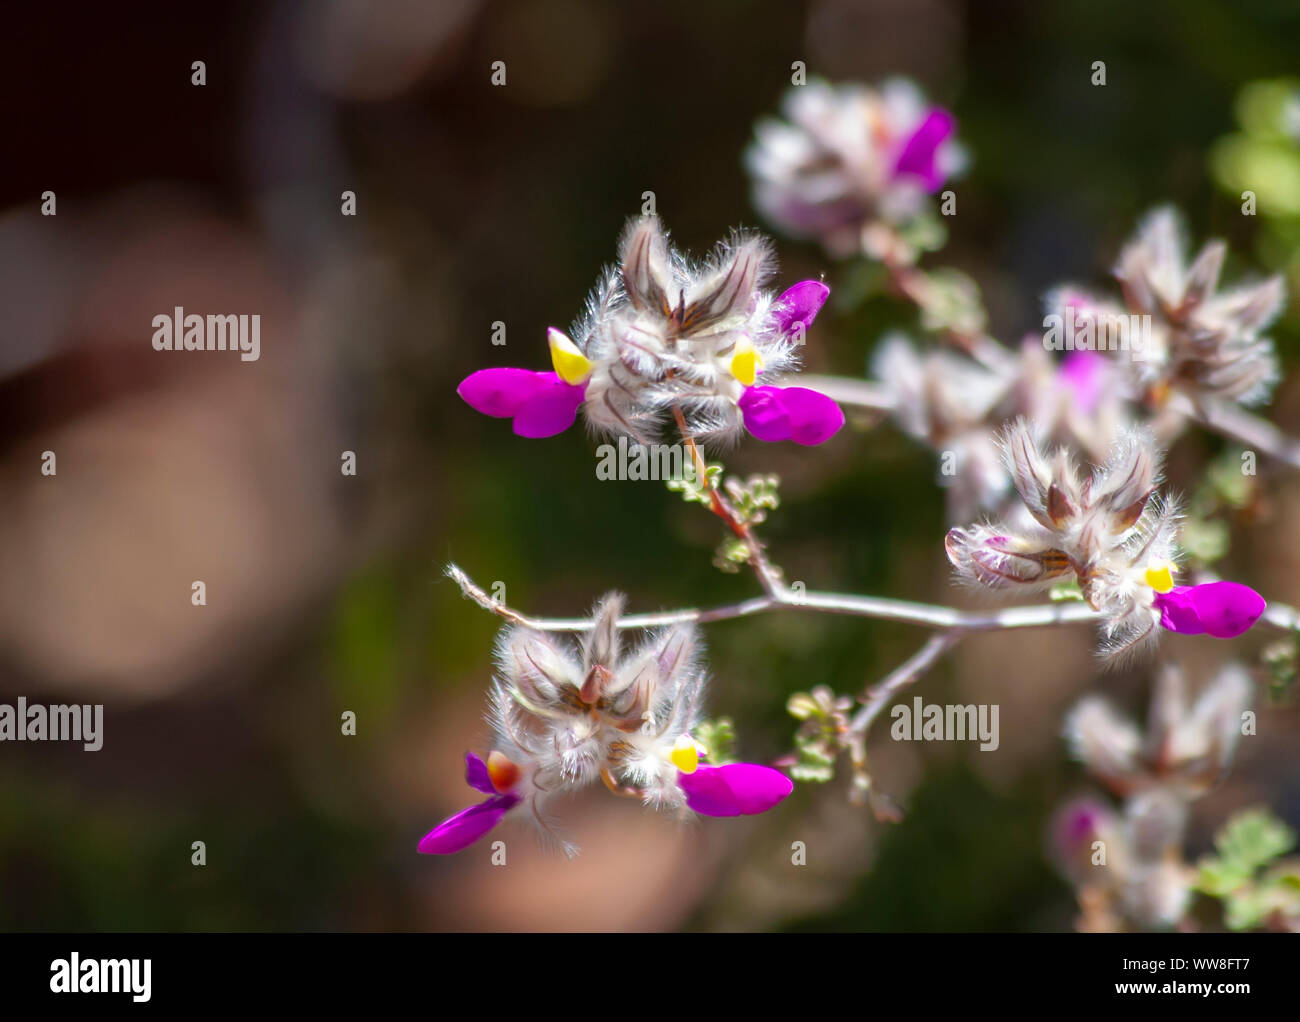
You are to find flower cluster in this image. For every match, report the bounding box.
[419,593,793,857]
[1052,208,1285,407]
[945,419,1265,660]
[873,336,1133,522]
[746,78,964,256]
[1065,661,1252,798]
[872,334,1017,519]
[1016,345,1132,468]
[457,215,844,447]
[1054,662,1252,928]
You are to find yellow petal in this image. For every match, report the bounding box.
[1144,561,1174,593]
[669,734,699,774]
[729,337,763,386]
[548,328,594,384]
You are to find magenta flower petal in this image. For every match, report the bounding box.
[738,385,792,442]
[773,280,830,335]
[464,752,495,795]
[1059,350,1106,416]
[893,108,955,192]
[417,794,519,855]
[1055,800,1107,851]
[1051,797,1118,880]
[1154,587,1204,635]
[510,374,587,438]
[777,386,845,445]
[1191,582,1266,638]
[739,386,844,445]
[677,763,794,817]
[457,368,552,419]
[1154,582,1266,639]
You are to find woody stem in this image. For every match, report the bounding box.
[849,631,964,736]
[873,225,1010,373]
[670,403,785,598]
[798,370,1300,473]
[447,563,1297,634]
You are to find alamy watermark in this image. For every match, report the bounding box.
[152,306,260,362]
[1043,306,1151,360]
[890,697,999,751]
[596,437,699,482]
[0,698,102,751]
[50,954,150,1002]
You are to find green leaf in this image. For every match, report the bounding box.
[1213,808,1296,874]
[1262,638,1297,703]
[918,268,986,336]
[897,211,948,255]
[666,462,723,506]
[787,693,821,720]
[791,761,835,783]
[1223,890,1269,931]
[694,717,737,765]
[791,744,836,783]
[711,535,750,574]
[1178,518,1230,567]
[1196,860,1252,898]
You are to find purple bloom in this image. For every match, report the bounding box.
[1153,581,1266,639]
[417,798,517,854]
[457,220,842,446]
[738,385,845,445]
[748,80,967,255]
[1050,797,1118,881]
[1053,798,1112,854]
[772,280,830,335]
[1059,349,1107,416]
[418,752,522,855]
[893,108,955,192]
[457,368,587,438]
[464,749,495,794]
[676,762,793,817]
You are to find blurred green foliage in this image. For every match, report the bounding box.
[1195,808,1300,930]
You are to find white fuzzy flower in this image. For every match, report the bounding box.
[872,333,1018,520]
[417,592,796,857]
[747,78,965,256]
[946,419,1180,661]
[1114,208,1285,406]
[489,593,706,843]
[574,216,800,442]
[458,215,843,448]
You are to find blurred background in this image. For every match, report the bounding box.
[2,0,1299,931]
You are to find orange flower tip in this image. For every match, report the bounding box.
[487,750,522,793]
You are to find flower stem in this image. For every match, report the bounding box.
[670,402,785,596]
[872,224,1010,373]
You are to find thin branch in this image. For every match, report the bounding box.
[446,562,1105,632]
[671,401,785,597]
[1183,395,1300,470]
[850,632,964,735]
[801,366,1300,476]
[790,374,896,414]
[447,562,1296,636]
[448,559,1297,822]
[873,228,1013,374]
[838,631,966,820]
